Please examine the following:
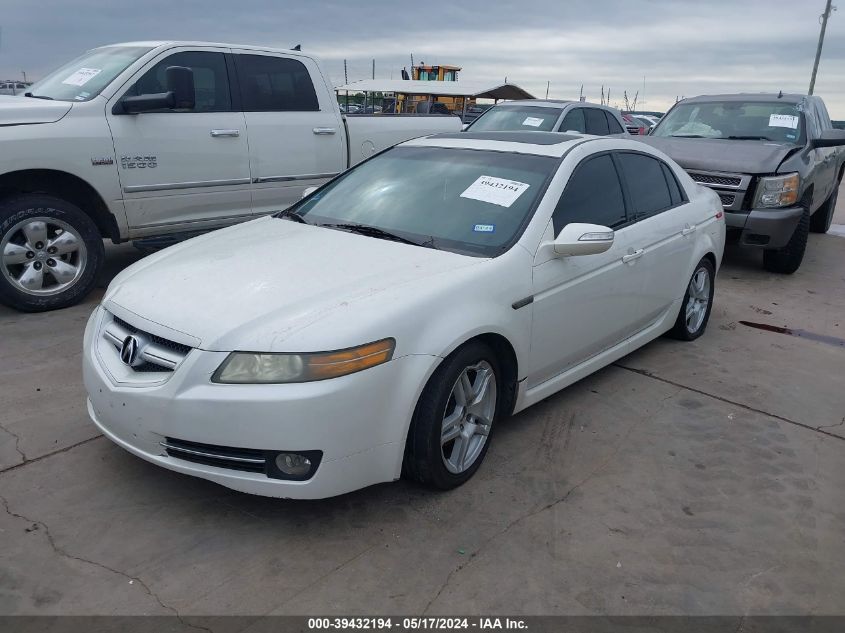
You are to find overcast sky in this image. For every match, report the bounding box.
[1,0,843,115]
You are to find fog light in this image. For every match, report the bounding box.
[275,452,312,477]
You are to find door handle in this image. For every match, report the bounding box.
[313,127,337,135]
[681,224,697,236]
[622,248,644,264]
[210,129,240,137]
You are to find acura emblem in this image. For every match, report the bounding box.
[120,335,140,366]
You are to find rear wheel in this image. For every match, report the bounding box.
[0,194,104,312]
[403,341,503,490]
[809,186,837,234]
[668,257,715,341]
[763,208,809,275]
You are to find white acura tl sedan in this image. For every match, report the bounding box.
[83,131,725,499]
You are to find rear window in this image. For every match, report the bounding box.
[235,54,319,112]
[469,106,561,132]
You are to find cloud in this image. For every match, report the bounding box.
[1,0,843,114]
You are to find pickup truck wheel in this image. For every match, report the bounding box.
[809,186,837,234]
[402,341,502,490]
[762,208,809,275]
[0,195,104,312]
[668,257,715,341]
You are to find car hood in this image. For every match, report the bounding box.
[0,95,73,126]
[638,136,800,174]
[104,217,480,351]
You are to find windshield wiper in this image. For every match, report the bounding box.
[276,208,309,224]
[669,134,705,138]
[725,135,772,141]
[322,223,436,248]
[24,92,54,100]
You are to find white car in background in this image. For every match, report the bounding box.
[83,131,725,499]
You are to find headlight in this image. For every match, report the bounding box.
[754,173,799,208]
[212,338,395,384]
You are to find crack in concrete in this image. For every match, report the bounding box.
[421,387,681,614]
[0,420,26,463]
[0,434,103,476]
[0,493,211,632]
[614,364,845,442]
[816,416,845,432]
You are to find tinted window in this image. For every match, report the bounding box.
[605,111,624,134]
[130,51,231,112]
[236,54,319,111]
[469,106,562,132]
[553,154,627,234]
[661,163,684,205]
[584,108,610,135]
[559,108,586,133]
[617,153,673,219]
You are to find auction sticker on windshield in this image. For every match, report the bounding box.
[522,117,544,127]
[62,68,103,87]
[769,114,799,129]
[460,176,530,208]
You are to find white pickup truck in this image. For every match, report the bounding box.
[0,41,462,311]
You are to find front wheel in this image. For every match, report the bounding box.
[0,194,104,312]
[668,257,715,341]
[763,208,809,275]
[403,341,503,490]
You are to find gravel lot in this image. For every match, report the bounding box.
[1,186,843,617]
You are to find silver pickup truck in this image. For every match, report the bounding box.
[642,93,845,273]
[0,41,461,312]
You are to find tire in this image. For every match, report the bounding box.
[0,194,104,312]
[809,186,837,234]
[668,257,715,341]
[763,208,809,275]
[403,340,505,490]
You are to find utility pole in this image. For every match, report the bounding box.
[545,81,550,99]
[809,0,835,95]
[372,59,375,80]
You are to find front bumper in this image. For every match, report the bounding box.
[83,307,438,499]
[725,206,804,249]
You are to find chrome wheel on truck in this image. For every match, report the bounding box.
[0,195,104,312]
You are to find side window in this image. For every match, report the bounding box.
[661,163,684,205]
[616,153,674,219]
[235,54,319,112]
[584,108,610,135]
[559,108,586,133]
[129,51,231,112]
[552,154,627,234]
[605,111,624,134]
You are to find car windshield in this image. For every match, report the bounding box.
[652,101,805,143]
[468,106,561,132]
[25,46,153,102]
[294,145,558,257]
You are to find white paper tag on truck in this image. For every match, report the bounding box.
[522,117,544,127]
[460,176,530,208]
[769,114,799,129]
[61,68,102,87]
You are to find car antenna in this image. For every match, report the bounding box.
[292,44,301,51]
[777,90,783,98]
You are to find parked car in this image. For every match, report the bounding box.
[83,131,725,499]
[632,115,659,132]
[466,100,629,136]
[0,82,29,96]
[461,102,492,125]
[0,42,462,313]
[644,93,845,273]
[621,113,647,135]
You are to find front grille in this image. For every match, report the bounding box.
[162,437,267,473]
[102,313,192,373]
[689,173,742,187]
[718,193,736,206]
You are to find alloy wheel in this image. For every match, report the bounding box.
[685,266,711,334]
[440,360,497,474]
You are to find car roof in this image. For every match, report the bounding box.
[99,41,313,59]
[490,99,617,111]
[680,93,808,105]
[403,131,596,157]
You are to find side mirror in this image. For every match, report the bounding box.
[811,129,845,148]
[116,65,194,114]
[301,186,318,199]
[553,223,615,257]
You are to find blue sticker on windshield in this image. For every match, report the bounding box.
[473,224,495,233]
